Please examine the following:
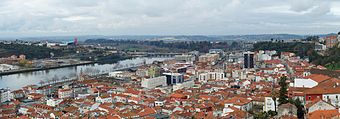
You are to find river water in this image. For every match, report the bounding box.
[0,57,171,90]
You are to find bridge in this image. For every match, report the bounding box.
[127,52,182,57]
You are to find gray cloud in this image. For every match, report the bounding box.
[0,0,339,37]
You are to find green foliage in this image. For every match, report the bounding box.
[254,112,269,119]
[302,36,319,42]
[294,99,305,119]
[253,41,340,70]
[271,90,279,113]
[252,41,315,58]
[85,39,243,53]
[95,54,131,64]
[0,43,63,59]
[311,46,340,70]
[278,76,289,105]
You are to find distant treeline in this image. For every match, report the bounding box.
[84,39,244,52]
[0,43,63,59]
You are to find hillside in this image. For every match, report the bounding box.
[0,43,63,59]
[253,41,340,70]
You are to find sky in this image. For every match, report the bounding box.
[0,0,340,37]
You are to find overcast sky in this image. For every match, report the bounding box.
[0,0,340,37]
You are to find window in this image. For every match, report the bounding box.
[308,96,311,100]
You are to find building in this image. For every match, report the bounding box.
[163,73,184,85]
[198,72,225,83]
[198,53,219,65]
[305,99,336,113]
[325,35,338,49]
[172,79,195,91]
[209,49,224,58]
[108,71,131,79]
[243,51,254,69]
[174,54,196,63]
[141,76,167,89]
[277,103,297,117]
[223,97,252,111]
[46,98,64,107]
[57,88,73,99]
[0,64,19,72]
[314,43,326,51]
[0,88,14,103]
[263,96,279,112]
[293,74,331,88]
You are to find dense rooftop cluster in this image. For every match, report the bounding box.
[1,49,340,119]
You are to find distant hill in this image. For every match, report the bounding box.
[83,34,305,42]
[4,33,338,42]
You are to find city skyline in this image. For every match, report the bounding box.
[0,0,340,37]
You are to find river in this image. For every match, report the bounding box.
[0,57,172,90]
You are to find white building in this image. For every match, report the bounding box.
[173,79,195,91]
[57,88,73,99]
[108,71,130,78]
[155,100,165,107]
[141,76,167,89]
[96,95,112,104]
[323,93,340,107]
[257,53,272,61]
[306,99,336,113]
[198,72,225,83]
[294,78,318,88]
[46,98,64,107]
[263,96,279,112]
[294,74,331,88]
[0,88,14,103]
[0,64,19,72]
[174,54,196,63]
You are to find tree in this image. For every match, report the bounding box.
[271,90,279,113]
[294,99,305,119]
[254,112,269,119]
[278,76,289,105]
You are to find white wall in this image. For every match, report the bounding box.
[323,94,340,107]
[294,78,318,88]
[264,97,278,112]
[308,100,336,113]
[141,76,167,89]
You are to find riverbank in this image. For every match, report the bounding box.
[0,61,94,76]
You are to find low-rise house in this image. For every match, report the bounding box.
[223,97,252,111]
[305,99,336,113]
[277,103,297,117]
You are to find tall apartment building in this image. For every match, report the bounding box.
[163,73,184,85]
[244,51,254,69]
[325,35,338,49]
[0,88,14,103]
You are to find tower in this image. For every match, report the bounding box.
[74,37,78,46]
[243,51,254,69]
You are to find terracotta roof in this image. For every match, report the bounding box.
[304,86,340,95]
[304,74,331,83]
[223,97,251,106]
[138,108,156,117]
[308,109,339,119]
[305,98,335,109]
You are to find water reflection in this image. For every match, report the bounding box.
[0,57,171,90]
